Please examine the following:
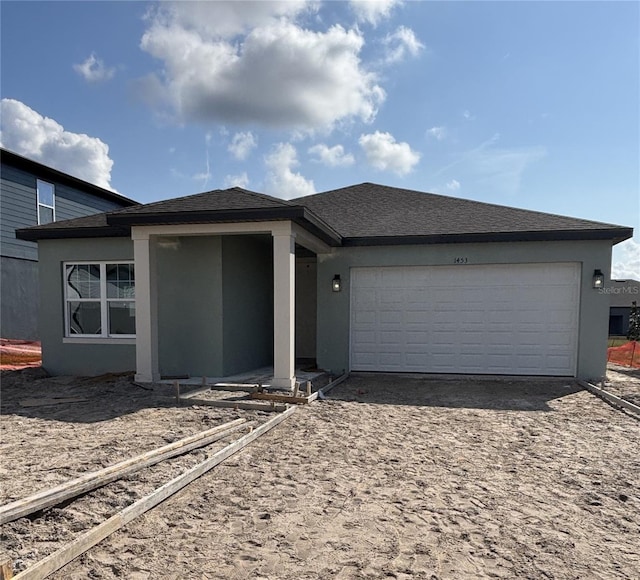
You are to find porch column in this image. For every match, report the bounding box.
[272,229,296,390]
[132,231,159,383]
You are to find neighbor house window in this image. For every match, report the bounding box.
[64,262,135,337]
[37,180,55,224]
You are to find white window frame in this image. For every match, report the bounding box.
[63,261,136,340]
[37,179,56,224]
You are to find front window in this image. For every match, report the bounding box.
[37,180,55,224]
[65,262,135,337]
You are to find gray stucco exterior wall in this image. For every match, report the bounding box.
[157,236,224,377]
[37,233,275,378]
[38,238,136,376]
[156,234,273,378]
[316,239,613,381]
[221,236,273,375]
[1,256,39,339]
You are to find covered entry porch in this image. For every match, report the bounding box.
[132,220,329,389]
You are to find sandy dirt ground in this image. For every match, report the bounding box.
[1,367,638,579]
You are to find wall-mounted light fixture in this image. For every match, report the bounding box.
[592,269,604,289]
[332,274,342,292]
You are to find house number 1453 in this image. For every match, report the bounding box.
[454,257,468,264]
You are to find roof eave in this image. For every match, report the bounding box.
[342,228,634,247]
[16,226,131,242]
[106,206,342,246]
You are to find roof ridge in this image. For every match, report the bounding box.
[229,187,295,206]
[297,181,625,229]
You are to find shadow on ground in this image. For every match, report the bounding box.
[0,367,177,424]
[326,372,582,411]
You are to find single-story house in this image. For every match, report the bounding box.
[607,279,640,335]
[17,182,633,386]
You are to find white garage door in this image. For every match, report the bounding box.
[350,263,580,376]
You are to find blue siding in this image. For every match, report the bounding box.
[0,163,129,260]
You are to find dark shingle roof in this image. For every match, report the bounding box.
[15,212,130,241]
[108,187,293,219]
[17,187,343,245]
[294,183,632,244]
[17,182,632,245]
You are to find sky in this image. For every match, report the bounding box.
[1,0,638,279]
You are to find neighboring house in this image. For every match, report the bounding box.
[17,182,633,385]
[1,148,138,340]
[606,279,640,335]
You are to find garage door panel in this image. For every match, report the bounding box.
[351,263,579,376]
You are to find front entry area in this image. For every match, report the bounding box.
[350,263,580,376]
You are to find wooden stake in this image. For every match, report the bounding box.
[0,554,13,580]
[0,419,247,525]
[306,381,312,396]
[12,407,296,580]
[174,381,180,405]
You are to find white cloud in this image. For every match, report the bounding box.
[308,143,354,167]
[463,109,475,120]
[264,142,315,199]
[358,131,420,175]
[0,99,115,190]
[228,131,257,160]
[150,1,312,39]
[612,238,640,281]
[224,172,250,189]
[446,179,460,191]
[427,126,447,141]
[383,26,424,64]
[140,3,384,130]
[350,0,402,26]
[73,53,116,83]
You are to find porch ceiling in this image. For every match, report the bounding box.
[129,220,332,255]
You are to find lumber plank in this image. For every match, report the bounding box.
[13,407,296,580]
[0,419,247,525]
[249,392,311,404]
[579,380,640,417]
[13,515,124,580]
[212,382,261,389]
[209,384,259,393]
[180,397,288,412]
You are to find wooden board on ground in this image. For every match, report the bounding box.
[181,397,288,412]
[250,392,312,404]
[0,419,247,525]
[12,407,297,580]
[579,380,640,418]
